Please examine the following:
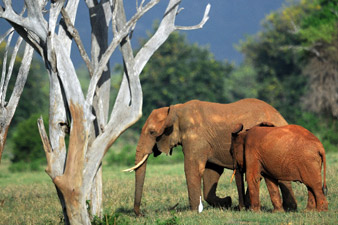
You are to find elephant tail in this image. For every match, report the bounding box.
[320,149,327,196]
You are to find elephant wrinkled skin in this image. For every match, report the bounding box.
[131,99,297,215]
[231,123,328,212]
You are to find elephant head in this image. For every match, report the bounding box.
[123,105,181,216]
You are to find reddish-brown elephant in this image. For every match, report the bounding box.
[124,99,297,216]
[231,123,328,212]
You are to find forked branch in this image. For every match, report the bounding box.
[176,3,210,30]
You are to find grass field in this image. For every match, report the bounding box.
[0,153,337,225]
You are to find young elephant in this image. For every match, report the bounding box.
[231,123,328,212]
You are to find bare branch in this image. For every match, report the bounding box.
[176,3,210,30]
[133,0,180,74]
[86,0,160,106]
[0,42,33,161]
[37,116,53,178]
[46,0,64,72]
[60,7,93,76]
[0,31,14,106]
[58,0,80,55]
[0,28,14,45]
[281,44,322,58]
[2,36,23,103]
[7,42,34,111]
[111,0,118,35]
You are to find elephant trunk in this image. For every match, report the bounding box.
[133,141,153,216]
[134,154,148,216]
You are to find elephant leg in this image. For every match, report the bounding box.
[303,170,328,211]
[313,188,328,211]
[234,170,245,210]
[308,183,328,211]
[184,157,205,210]
[246,169,261,211]
[305,187,316,211]
[265,177,283,212]
[203,162,231,208]
[244,186,251,209]
[278,180,297,211]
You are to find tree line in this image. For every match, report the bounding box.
[2,0,337,171]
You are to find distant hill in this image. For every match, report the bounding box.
[0,0,286,68]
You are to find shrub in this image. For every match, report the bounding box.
[9,113,48,171]
[106,145,136,167]
[295,112,338,152]
[8,159,43,172]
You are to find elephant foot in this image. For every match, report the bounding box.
[304,207,315,212]
[279,181,297,211]
[272,208,284,213]
[249,207,261,212]
[207,196,232,209]
[282,200,297,212]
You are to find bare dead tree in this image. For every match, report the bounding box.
[0,28,34,161]
[0,0,210,224]
[302,41,338,119]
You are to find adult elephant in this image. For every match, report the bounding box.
[124,99,297,216]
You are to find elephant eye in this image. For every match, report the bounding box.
[149,130,156,136]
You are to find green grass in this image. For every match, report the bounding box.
[0,153,337,224]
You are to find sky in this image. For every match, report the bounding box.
[0,0,286,68]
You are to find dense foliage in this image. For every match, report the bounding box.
[9,114,48,171]
[238,0,337,151]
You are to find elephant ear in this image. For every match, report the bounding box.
[231,123,243,136]
[157,105,177,136]
[146,107,169,136]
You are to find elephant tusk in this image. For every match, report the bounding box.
[230,169,236,183]
[122,154,149,172]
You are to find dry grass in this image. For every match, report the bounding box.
[0,153,337,224]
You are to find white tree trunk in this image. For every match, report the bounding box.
[1,0,210,224]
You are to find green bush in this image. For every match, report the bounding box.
[295,111,338,152]
[106,145,136,167]
[8,159,43,172]
[10,113,48,171]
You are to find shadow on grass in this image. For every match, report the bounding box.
[114,203,278,219]
[115,207,135,216]
[230,205,280,213]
